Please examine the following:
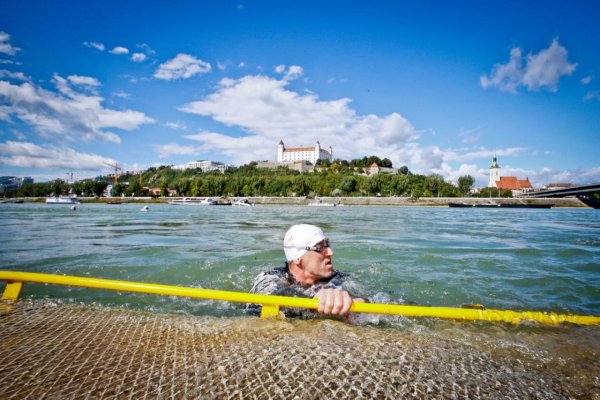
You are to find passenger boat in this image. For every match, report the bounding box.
[169,197,216,205]
[46,196,79,205]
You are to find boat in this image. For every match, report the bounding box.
[232,198,254,207]
[499,203,553,209]
[307,197,343,207]
[140,205,149,212]
[448,202,473,208]
[168,197,216,205]
[474,202,499,208]
[46,196,79,205]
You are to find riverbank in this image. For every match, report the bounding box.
[1,196,592,207]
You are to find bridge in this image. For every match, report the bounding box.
[521,183,600,208]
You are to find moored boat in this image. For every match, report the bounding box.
[169,197,216,205]
[448,202,473,208]
[46,196,79,205]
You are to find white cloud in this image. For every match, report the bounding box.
[217,61,229,71]
[581,75,592,85]
[154,54,211,80]
[178,73,417,165]
[109,46,129,55]
[0,31,20,56]
[0,140,117,170]
[458,127,481,144]
[275,64,304,80]
[0,75,154,143]
[136,43,156,55]
[481,39,576,92]
[131,53,147,62]
[0,69,29,81]
[444,147,526,162]
[112,90,130,98]
[153,142,201,159]
[67,75,100,87]
[584,91,600,101]
[165,121,187,131]
[83,41,105,52]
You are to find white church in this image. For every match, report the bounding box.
[277,140,333,165]
[488,156,533,196]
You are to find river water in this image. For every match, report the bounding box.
[1,203,598,317]
[2,203,600,397]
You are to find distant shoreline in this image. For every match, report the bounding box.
[5,196,591,208]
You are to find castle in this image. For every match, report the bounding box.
[277,140,333,165]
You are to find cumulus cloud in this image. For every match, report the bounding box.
[165,121,187,131]
[0,140,117,170]
[481,39,576,92]
[67,75,100,87]
[178,74,418,164]
[154,54,212,80]
[131,53,147,62]
[275,64,304,80]
[0,69,29,81]
[581,76,592,85]
[109,46,129,55]
[83,41,105,52]
[0,74,154,143]
[153,142,202,159]
[0,31,20,56]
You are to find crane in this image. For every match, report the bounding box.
[103,161,122,187]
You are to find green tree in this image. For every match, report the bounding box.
[457,175,475,196]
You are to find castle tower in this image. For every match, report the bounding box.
[314,140,321,165]
[488,156,501,188]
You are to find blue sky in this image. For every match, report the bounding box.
[1,0,599,187]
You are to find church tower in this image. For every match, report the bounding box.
[488,156,501,188]
[277,140,284,162]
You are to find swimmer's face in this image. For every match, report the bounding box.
[299,240,334,284]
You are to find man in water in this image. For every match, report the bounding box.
[248,224,364,317]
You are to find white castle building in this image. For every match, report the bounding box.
[277,140,333,164]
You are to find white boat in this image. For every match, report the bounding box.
[46,197,79,205]
[307,197,343,207]
[231,199,254,207]
[169,197,216,205]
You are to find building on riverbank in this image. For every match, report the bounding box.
[487,156,533,196]
[173,160,228,173]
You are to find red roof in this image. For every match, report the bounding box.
[496,176,532,190]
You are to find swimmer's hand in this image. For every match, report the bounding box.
[314,288,365,316]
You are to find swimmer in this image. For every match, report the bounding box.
[248,224,364,317]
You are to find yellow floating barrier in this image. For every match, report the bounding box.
[1,270,599,326]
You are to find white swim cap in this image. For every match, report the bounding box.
[283,224,327,261]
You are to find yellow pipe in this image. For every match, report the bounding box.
[1,271,599,326]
